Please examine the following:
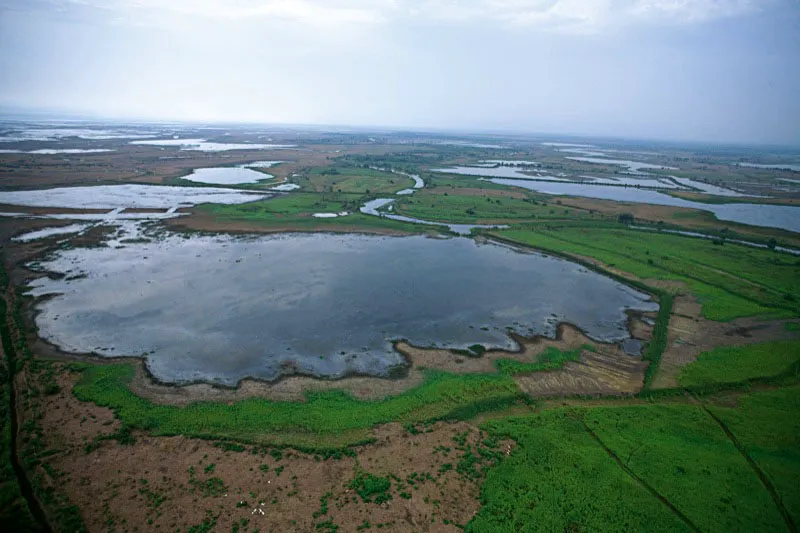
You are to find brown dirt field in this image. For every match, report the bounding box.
[514,348,649,397]
[122,323,637,406]
[23,365,504,533]
[650,293,800,389]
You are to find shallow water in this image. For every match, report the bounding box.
[0,127,156,142]
[131,139,295,152]
[0,149,114,155]
[564,156,677,173]
[269,183,300,192]
[239,160,283,168]
[669,177,747,197]
[578,175,681,188]
[488,179,800,233]
[29,232,657,385]
[12,224,90,242]
[183,167,272,185]
[359,198,506,235]
[541,142,592,147]
[0,184,266,209]
[433,166,570,181]
[737,163,800,172]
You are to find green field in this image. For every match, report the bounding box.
[300,166,414,194]
[71,363,526,447]
[393,189,599,223]
[493,225,799,321]
[470,392,798,532]
[709,386,800,527]
[494,345,590,375]
[679,340,800,388]
[198,193,439,233]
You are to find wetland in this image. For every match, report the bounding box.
[28,231,656,385]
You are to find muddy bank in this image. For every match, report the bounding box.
[116,322,649,405]
[22,363,500,533]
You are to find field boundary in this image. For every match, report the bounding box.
[580,419,700,532]
[695,396,797,533]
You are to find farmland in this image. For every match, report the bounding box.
[492,225,799,321]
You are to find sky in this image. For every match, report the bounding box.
[0,0,798,144]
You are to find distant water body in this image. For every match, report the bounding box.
[488,179,800,233]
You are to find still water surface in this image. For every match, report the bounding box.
[489,179,800,233]
[29,233,657,385]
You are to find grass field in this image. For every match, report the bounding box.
[494,345,590,375]
[300,166,414,194]
[678,340,800,388]
[72,364,527,447]
[709,386,800,527]
[470,394,797,532]
[198,193,438,234]
[492,225,799,321]
[393,189,599,223]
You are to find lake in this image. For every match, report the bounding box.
[131,139,295,152]
[28,232,657,386]
[488,179,800,233]
[183,167,273,185]
[0,184,267,209]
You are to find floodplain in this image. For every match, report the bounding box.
[0,122,798,532]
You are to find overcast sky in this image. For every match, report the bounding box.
[0,0,798,144]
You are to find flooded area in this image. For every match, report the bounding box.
[669,177,748,196]
[359,198,507,235]
[28,232,657,385]
[0,149,114,154]
[12,223,90,242]
[239,160,283,168]
[182,167,274,185]
[488,178,800,232]
[0,127,157,141]
[131,139,295,151]
[564,156,676,173]
[0,184,266,209]
[433,166,570,181]
[737,163,800,172]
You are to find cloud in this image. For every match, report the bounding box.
[3,0,767,31]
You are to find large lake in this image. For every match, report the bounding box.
[29,232,656,385]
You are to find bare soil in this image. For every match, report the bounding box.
[24,365,504,533]
[514,348,649,397]
[650,293,799,389]
[127,324,629,405]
